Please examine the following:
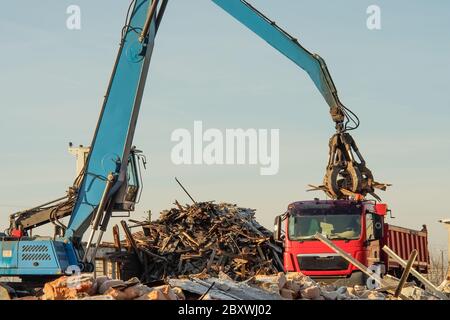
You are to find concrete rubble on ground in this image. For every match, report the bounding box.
[0,272,372,300]
[438,279,450,294]
[0,284,11,300]
[2,201,447,301]
[3,274,184,300]
[169,271,446,300]
[95,201,446,301]
[1,271,447,300]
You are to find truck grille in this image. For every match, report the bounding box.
[297,255,349,271]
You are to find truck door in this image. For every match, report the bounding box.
[365,211,384,268]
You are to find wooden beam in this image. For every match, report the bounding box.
[314,233,384,286]
[112,224,121,252]
[395,249,418,298]
[120,220,143,265]
[382,245,448,300]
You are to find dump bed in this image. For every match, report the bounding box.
[384,224,430,274]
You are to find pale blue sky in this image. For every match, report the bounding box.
[1,1,449,256]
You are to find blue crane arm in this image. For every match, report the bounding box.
[211,0,346,125]
[67,0,353,242]
[212,0,385,200]
[66,0,159,241]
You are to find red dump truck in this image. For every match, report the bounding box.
[273,199,430,285]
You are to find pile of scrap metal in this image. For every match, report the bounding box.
[111,202,284,282]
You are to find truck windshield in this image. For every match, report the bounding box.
[289,212,361,241]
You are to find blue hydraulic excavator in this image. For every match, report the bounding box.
[0,0,168,281]
[0,0,386,281]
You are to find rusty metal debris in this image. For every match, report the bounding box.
[114,202,284,282]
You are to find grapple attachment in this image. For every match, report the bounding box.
[309,132,390,201]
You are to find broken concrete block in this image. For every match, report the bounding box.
[123,277,141,287]
[99,282,167,301]
[276,272,287,289]
[300,285,320,300]
[285,272,307,283]
[353,285,366,293]
[321,290,338,300]
[135,285,181,301]
[284,280,301,294]
[122,284,152,300]
[352,285,369,298]
[280,288,297,300]
[336,286,348,295]
[215,283,231,292]
[172,287,185,300]
[321,284,337,292]
[80,295,115,300]
[400,286,437,300]
[218,271,233,281]
[438,280,450,293]
[66,274,95,294]
[367,291,385,300]
[0,285,11,300]
[105,288,129,300]
[93,276,110,290]
[154,285,179,300]
[13,296,39,300]
[42,277,78,300]
[254,272,286,290]
[199,293,217,300]
[135,289,168,300]
[260,282,281,294]
[357,289,374,299]
[98,279,125,295]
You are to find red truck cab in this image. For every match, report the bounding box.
[274,199,429,285]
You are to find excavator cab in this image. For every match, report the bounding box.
[113,147,146,212]
[68,145,146,213]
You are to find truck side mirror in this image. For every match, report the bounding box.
[273,216,282,242]
[373,214,384,240]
